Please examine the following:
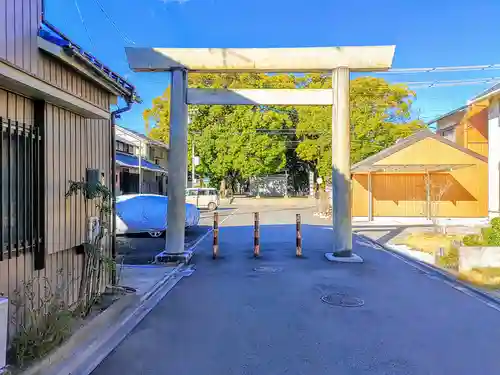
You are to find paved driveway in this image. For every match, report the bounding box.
[95,199,500,374]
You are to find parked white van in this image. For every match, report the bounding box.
[186,188,220,210]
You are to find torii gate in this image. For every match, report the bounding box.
[125,45,395,263]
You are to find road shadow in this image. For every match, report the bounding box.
[352,224,433,244]
[117,225,212,265]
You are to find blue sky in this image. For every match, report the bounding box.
[45,0,500,133]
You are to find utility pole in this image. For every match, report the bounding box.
[191,139,195,187]
[138,140,142,193]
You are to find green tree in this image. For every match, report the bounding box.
[295,75,425,180]
[144,73,424,191]
[143,73,297,191]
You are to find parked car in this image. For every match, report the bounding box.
[186,188,220,211]
[116,194,200,237]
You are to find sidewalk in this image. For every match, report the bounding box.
[19,264,183,375]
[117,264,178,297]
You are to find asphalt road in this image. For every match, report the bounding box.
[95,200,500,375]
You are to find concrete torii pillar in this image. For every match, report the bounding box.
[125,46,395,263]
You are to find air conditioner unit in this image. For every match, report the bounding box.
[0,297,7,370]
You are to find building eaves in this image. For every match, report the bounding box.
[116,125,169,150]
[426,105,468,126]
[468,82,500,105]
[38,21,141,104]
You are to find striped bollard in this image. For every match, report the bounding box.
[296,213,302,257]
[254,212,260,257]
[213,212,219,259]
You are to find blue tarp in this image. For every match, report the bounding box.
[116,194,200,232]
[116,152,166,173]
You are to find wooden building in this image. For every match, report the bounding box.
[0,2,138,343]
[351,130,488,219]
[431,84,500,219]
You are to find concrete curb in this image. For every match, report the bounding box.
[19,264,184,375]
[358,234,500,310]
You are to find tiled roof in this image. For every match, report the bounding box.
[38,21,140,103]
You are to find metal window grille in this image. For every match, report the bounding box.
[0,117,44,269]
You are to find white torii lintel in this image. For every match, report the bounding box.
[187,89,334,106]
[125,45,395,73]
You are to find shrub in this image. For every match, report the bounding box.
[462,234,483,246]
[437,246,459,270]
[462,218,500,247]
[9,276,75,367]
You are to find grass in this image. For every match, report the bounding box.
[397,232,464,255]
[458,268,500,289]
[398,231,500,289]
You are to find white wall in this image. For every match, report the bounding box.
[488,98,500,218]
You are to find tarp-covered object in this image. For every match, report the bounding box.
[116,194,200,234]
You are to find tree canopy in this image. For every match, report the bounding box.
[294,74,424,179]
[143,73,425,189]
[144,73,298,189]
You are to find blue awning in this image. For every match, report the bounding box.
[116,152,167,173]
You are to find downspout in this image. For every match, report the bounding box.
[41,0,46,21]
[111,101,133,285]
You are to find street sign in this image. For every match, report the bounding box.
[193,156,200,166]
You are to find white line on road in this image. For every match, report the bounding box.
[187,208,240,254]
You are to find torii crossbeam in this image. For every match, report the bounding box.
[125,45,395,263]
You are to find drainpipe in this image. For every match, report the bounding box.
[111,101,132,285]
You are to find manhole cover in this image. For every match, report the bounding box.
[253,266,283,273]
[321,293,364,307]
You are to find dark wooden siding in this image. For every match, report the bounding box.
[0,88,112,341]
[0,0,41,74]
[37,52,111,111]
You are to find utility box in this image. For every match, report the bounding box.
[0,298,7,370]
[85,168,100,199]
[86,168,100,185]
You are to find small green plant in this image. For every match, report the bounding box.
[437,246,459,270]
[66,179,115,317]
[462,234,483,246]
[9,275,74,368]
[462,218,500,247]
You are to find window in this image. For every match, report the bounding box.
[186,189,198,196]
[1,118,43,262]
[441,128,456,142]
[116,140,135,154]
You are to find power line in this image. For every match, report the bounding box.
[402,77,500,88]
[92,0,136,45]
[384,63,500,75]
[73,0,93,46]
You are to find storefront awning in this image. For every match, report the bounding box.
[116,152,167,173]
